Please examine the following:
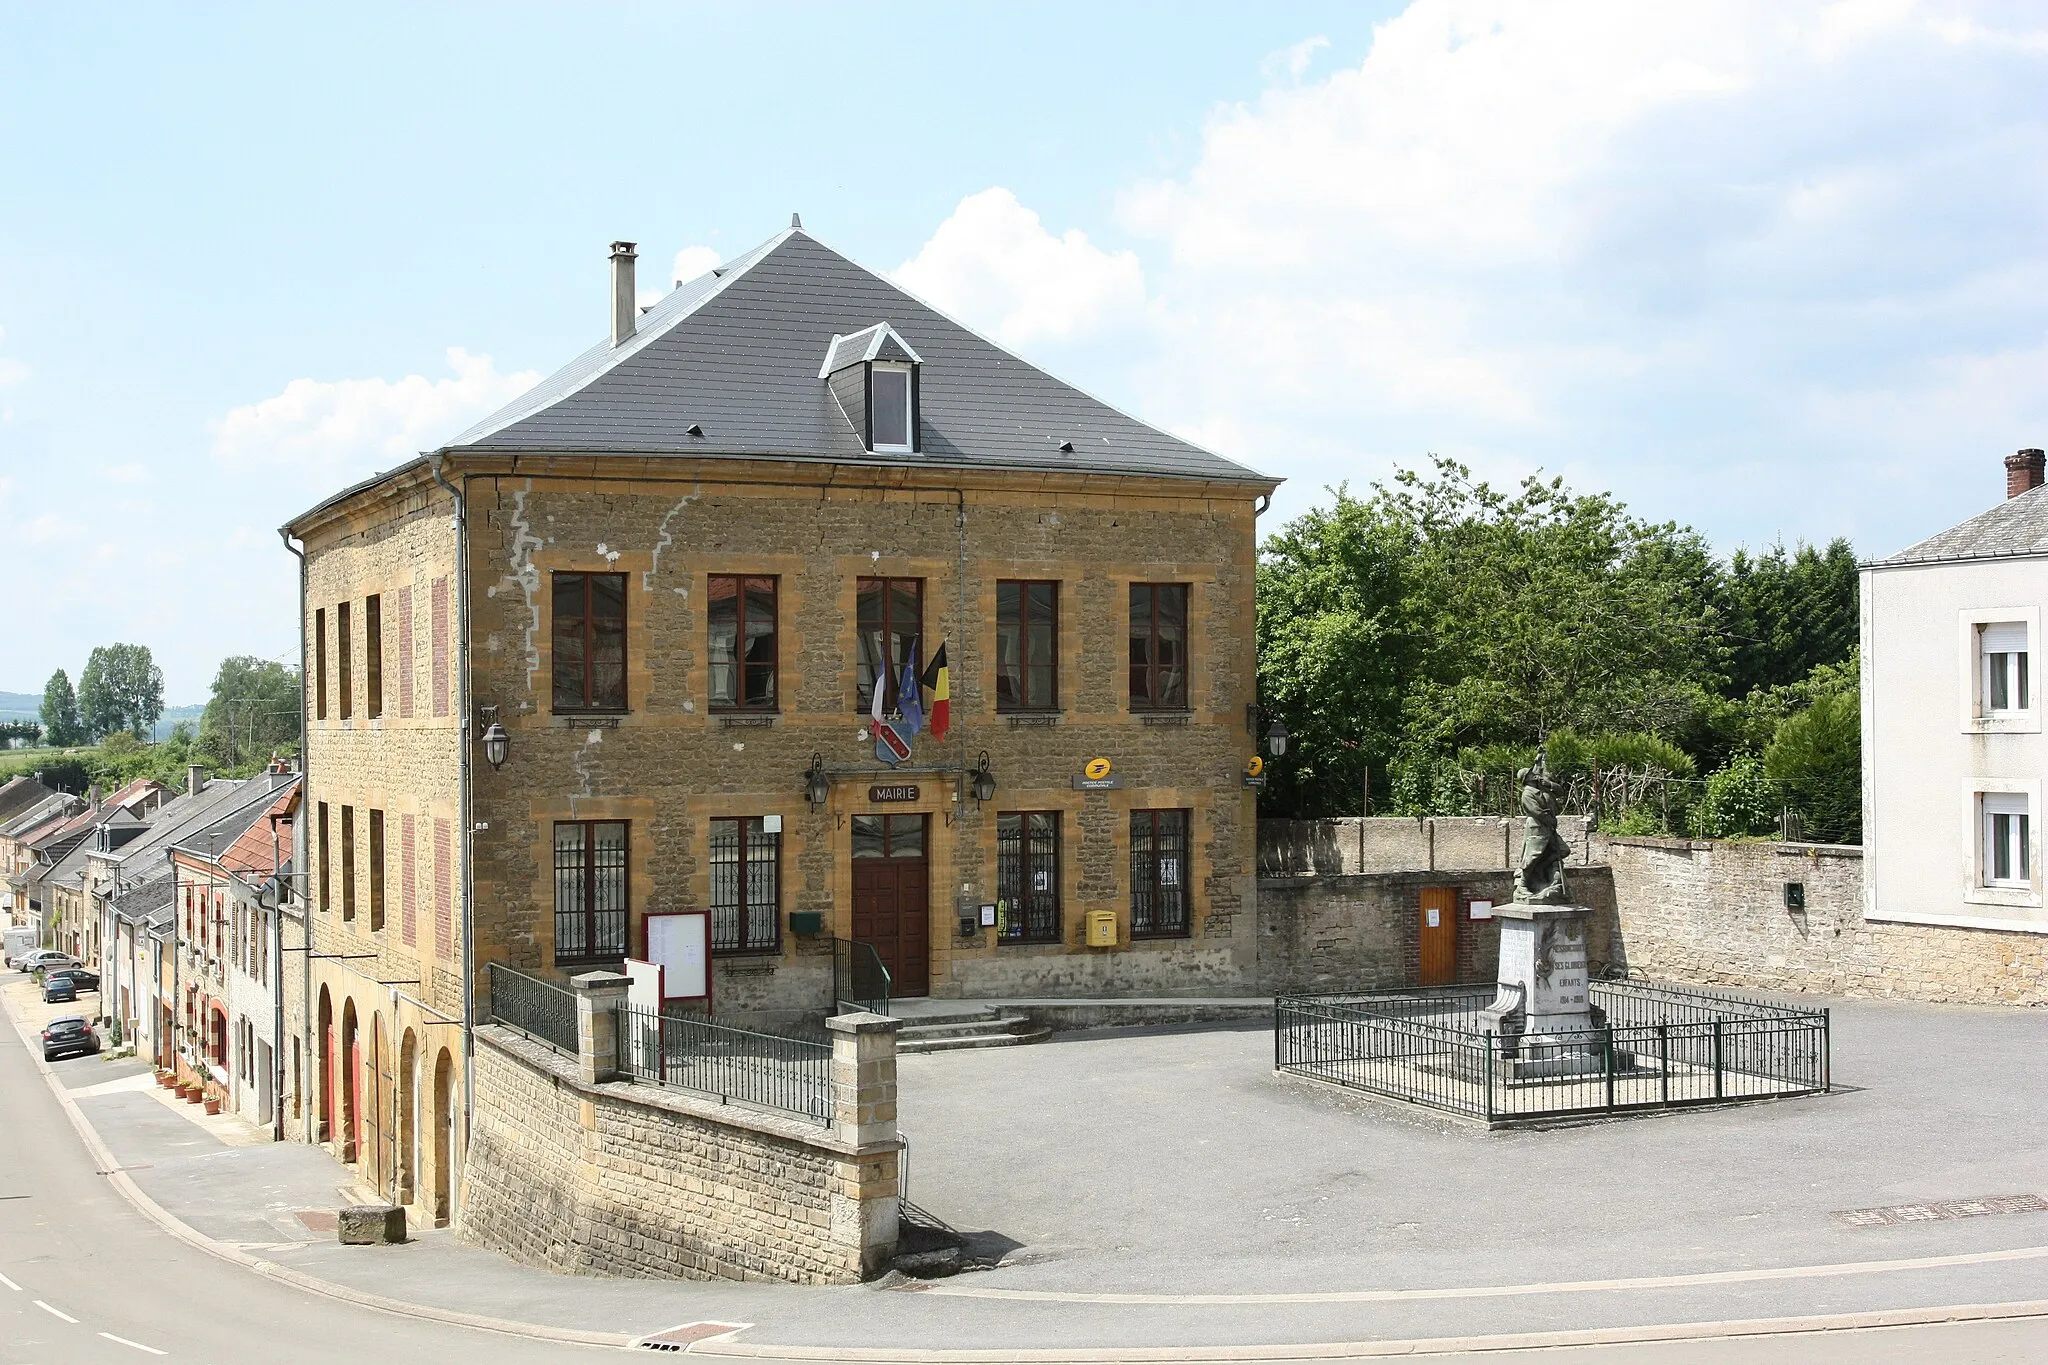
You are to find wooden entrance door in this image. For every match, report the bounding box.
[1419,886,1459,986]
[851,814,930,998]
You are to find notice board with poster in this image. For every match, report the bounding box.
[644,911,710,1006]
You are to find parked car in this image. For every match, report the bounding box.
[42,976,78,1004]
[41,1016,98,1062]
[46,967,98,993]
[20,950,79,975]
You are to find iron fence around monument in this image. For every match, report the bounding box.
[1274,979,1829,1126]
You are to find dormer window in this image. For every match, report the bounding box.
[870,363,913,452]
[820,322,923,456]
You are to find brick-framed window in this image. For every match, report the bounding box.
[317,802,331,913]
[400,814,416,947]
[395,584,415,719]
[709,817,780,954]
[1130,809,1192,938]
[365,594,383,720]
[552,572,627,712]
[367,809,385,933]
[1129,584,1189,711]
[314,609,328,722]
[708,575,778,711]
[337,600,354,721]
[996,811,1061,943]
[554,820,628,964]
[856,577,922,713]
[339,806,356,922]
[430,577,450,718]
[996,580,1059,712]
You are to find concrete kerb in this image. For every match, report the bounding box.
[7,980,2048,1361]
[0,981,633,1352]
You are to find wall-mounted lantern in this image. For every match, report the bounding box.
[475,704,510,771]
[804,753,831,808]
[1246,702,1291,758]
[971,751,997,804]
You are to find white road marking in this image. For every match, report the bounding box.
[34,1298,78,1322]
[99,1331,168,1355]
[0,1269,19,1290]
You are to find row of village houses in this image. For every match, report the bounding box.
[4,217,2041,1247]
[2,764,302,1132]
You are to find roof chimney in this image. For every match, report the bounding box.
[2006,448,2045,500]
[187,764,207,798]
[88,782,102,813]
[610,241,638,348]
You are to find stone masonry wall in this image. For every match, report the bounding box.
[461,1026,883,1283]
[1256,866,1620,994]
[460,464,1261,1005]
[1258,816,1598,878]
[1603,837,2048,1005]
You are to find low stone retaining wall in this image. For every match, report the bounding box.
[460,1009,900,1284]
[1604,838,2048,1006]
[1258,816,1598,878]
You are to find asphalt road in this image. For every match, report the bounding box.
[4,976,2045,1363]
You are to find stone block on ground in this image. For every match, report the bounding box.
[337,1204,406,1245]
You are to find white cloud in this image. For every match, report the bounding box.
[671,245,721,287]
[1085,0,2048,553]
[894,188,1146,349]
[1262,35,1331,82]
[210,347,539,489]
[24,512,75,545]
[105,462,150,485]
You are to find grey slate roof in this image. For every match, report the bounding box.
[168,774,295,866]
[0,776,57,825]
[444,227,1272,487]
[1872,484,2048,567]
[110,872,174,925]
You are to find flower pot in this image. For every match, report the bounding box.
[203,1097,221,1116]
[156,1072,173,1089]
[182,1086,202,1104]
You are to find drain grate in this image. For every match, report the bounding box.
[1834,1193,2047,1227]
[635,1321,750,1352]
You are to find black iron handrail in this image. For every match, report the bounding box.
[486,962,578,1055]
[832,937,892,1015]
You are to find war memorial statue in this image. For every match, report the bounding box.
[1485,747,1602,1073]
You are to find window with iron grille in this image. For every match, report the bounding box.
[1130,809,1191,938]
[1128,584,1189,710]
[314,609,328,721]
[340,806,356,922]
[996,811,1062,943]
[708,575,778,710]
[365,594,383,720]
[856,577,923,713]
[552,572,627,712]
[710,817,780,953]
[996,581,1058,711]
[368,809,385,933]
[338,600,354,720]
[554,820,628,964]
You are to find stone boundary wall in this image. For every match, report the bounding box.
[1255,867,1620,994]
[1602,837,2048,1006]
[460,1024,899,1283]
[1258,816,1597,878]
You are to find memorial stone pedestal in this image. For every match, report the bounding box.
[1489,903,1607,1078]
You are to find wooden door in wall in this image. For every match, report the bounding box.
[851,814,931,999]
[1418,886,1459,986]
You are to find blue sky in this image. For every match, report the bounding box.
[2,1,2044,702]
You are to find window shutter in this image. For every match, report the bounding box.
[1981,622,2027,654]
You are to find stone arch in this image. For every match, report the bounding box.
[338,997,359,1164]
[315,986,333,1144]
[397,1028,419,1208]
[430,1047,455,1227]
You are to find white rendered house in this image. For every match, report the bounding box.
[1863,448,2048,934]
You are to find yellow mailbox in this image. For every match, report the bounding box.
[1086,910,1118,947]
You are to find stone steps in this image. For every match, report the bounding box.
[894,1011,1049,1054]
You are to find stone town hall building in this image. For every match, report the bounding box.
[284,221,1277,1222]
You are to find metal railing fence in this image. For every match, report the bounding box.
[486,962,579,1055]
[614,1004,832,1125]
[1275,983,1828,1125]
[833,937,892,1015]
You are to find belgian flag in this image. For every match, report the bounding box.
[920,642,950,741]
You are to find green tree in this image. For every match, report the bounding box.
[40,669,83,746]
[1764,686,1861,844]
[1719,539,1858,697]
[198,656,303,766]
[77,644,165,740]
[1690,750,1780,839]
